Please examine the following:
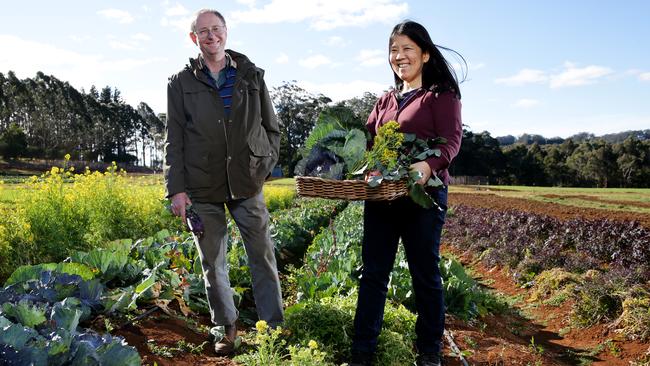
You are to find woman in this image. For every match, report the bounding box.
[350,20,464,366]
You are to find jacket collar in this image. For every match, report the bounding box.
[190,50,246,73]
[188,50,255,86]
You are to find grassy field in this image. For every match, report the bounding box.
[450,184,650,214]
[0,174,34,208]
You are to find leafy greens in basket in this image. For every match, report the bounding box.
[295,116,446,209]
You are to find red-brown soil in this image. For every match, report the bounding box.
[109,310,238,366]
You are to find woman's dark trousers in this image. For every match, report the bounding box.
[352,187,448,356]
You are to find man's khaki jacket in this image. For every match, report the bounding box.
[164,50,280,203]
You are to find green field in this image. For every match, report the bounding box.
[450,184,650,214]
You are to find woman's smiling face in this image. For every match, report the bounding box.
[389,34,429,88]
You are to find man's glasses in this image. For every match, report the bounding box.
[195,26,226,39]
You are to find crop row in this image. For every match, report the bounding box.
[444,204,650,339]
[445,205,650,284]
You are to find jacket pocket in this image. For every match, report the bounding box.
[248,140,274,182]
[183,86,216,128]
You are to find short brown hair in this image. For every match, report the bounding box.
[191,9,226,32]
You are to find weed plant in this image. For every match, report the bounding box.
[284,295,416,365]
[234,320,333,366]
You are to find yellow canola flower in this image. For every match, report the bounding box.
[308,340,318,349]
[256,320,268,333]
[367,120,405,171]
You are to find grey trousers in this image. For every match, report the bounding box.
[192,192,284,327]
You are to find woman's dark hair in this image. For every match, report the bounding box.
[389,20,465,98]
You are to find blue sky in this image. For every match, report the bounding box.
[1,0,648,138]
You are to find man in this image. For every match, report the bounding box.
[164,8,283,355]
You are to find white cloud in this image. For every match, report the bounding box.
[513,98,540,108]
[105,33,152,50]
[97,8,134,24]
[495,68,547,86]
[237,0,257,6]
[229,0,408,30]
[324,36,348,47]
[639,72,650,81]
[108,58,167,71]
[69,35,91,43]
[356,49,385,67]
[297,80,388,101]
[275,53,289,64]
[161,1,194,33]
[161,16,194,33]
[132,33,152,41]
[298,54,332,69]
[165,3,190,17]
[496,63,614,88]
[109,40,137,50]
[0,35,165,88]
[549,62,612,88]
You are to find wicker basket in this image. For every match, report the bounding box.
[295,176,408,201]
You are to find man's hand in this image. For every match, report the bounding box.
[410,161,432,185]
[170,192,192,223]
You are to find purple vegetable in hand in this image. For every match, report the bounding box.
[186,205,205,239]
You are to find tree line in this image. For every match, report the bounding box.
[1,74,648,188]
[451,130,649,188]
[0,71,165,167]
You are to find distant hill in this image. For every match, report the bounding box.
[496,130,649,146]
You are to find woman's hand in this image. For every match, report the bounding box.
[410,161,432,185]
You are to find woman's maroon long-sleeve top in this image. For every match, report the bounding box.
[366,88,463,185]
